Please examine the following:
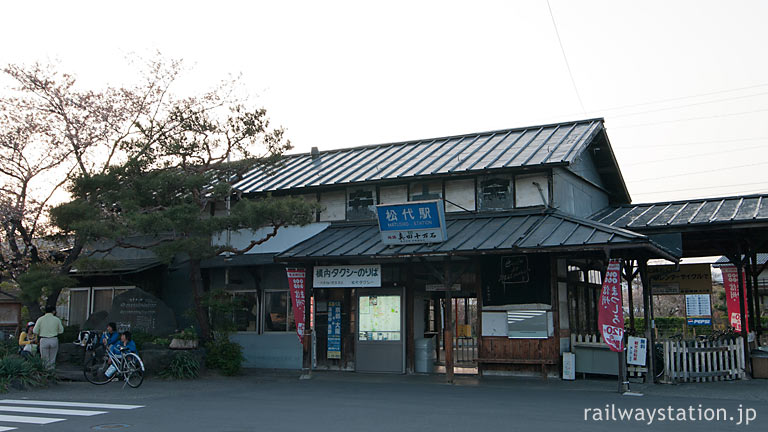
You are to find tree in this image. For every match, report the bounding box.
[53,94,317,340]
[0,55,205,317]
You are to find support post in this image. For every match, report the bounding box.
[639,260,656,383]
[444,258,454,384]
[735,259,752,375]
[302,266,313,378]
[406,263,415,374]
[746,260,757,336]
[750,253,763,344]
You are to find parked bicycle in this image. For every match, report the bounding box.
[79,331,145,388]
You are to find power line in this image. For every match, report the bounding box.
[629,161,768,183]
[631,180,768,195]
[609,106,768,129]
[546,0,586,115]
[607,90,768,119]
[622,144,767,166]
[616,136,768,150]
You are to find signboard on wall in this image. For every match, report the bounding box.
[648,264,712,295]
[627,336,647,366]
[327,301,341,359]
[313,265,381,288]
[375,200,447,245]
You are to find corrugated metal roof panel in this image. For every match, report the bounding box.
[276,209,674,260]
[235,119,604,193]
[591,193,768,229]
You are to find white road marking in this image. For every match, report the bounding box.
[0,400,144,410]
[0,406,106,416]
[0,427,16,431]
[0,414,63,424]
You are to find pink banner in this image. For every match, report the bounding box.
[598,259,624,352]
[286,267,306,343]
[720,265,749,333]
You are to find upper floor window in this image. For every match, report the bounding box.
[347,186,377,220]
[409,181,442,201]
[478,176,513,210]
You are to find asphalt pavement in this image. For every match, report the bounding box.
[1,371,766,431]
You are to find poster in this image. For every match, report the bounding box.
[685,294,712,326]
[720,265,749,333]
[286,267,306,343]
[598,259,624,352]
[358,295,401,341]
[327,301,341,359]
[627,336,647,366]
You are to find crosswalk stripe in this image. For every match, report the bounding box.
[0,414,64,424]
[0,406,106,416]
[0,400,143,410]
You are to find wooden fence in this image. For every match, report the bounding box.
[663,338,745,383]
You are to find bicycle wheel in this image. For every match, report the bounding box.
[124,353,145,388]
[83,352,114,385]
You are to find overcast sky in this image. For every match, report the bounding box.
[2,0,767,204]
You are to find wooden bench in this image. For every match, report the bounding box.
[477,358,557,378]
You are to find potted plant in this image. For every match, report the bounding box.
[169,327,199,350]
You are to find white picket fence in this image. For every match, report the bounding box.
[663,338,745,383]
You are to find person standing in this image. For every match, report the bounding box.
[33,305,64,368]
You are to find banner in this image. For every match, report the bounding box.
[720,265,749,333]
[598,259,624,352]
[286,267,307,343]
[327,301,341,359]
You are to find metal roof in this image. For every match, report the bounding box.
[590,193,768,231]
[714,254,768,267]
[276,209,677,261]
[235,119,604,193]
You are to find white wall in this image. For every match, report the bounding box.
[319,190,346,221]
[445,179,476,212]
[515,173,549,207]
[379,185,408,204]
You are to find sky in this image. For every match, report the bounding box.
[2,0,767,204]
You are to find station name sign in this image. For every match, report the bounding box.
[375,200,447,245]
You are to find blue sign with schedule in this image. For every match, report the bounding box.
[376,200,447,245]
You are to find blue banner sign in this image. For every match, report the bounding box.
[327,301,341,359]
[376,200,447,245]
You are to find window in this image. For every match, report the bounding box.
[66,286,135,327]
[347,186,377,220]
[478,176,513,210]
[264,290,296,332]
[409,181,442,201]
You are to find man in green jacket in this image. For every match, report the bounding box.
[33,305,64,369]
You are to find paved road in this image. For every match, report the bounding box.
[2,372,767,431]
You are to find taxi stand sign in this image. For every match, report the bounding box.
[376,200,448,245]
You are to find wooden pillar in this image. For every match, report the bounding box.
[302,266,313,376]
[476,264,484,378]
[746,260,757,335]
[639,260,656,384]
[444,258,454,383]
[735,259,752,375]
[623,259,636,332]
[434,297,442,363]
[750,253,763,343]
[406,263,415,374]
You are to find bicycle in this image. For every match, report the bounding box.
[80,331,145,388]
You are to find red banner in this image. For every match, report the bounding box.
[598,259,624,352]
[286,267,306,343]
[720,265,749,333]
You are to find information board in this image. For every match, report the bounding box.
[313,265,381,288]
[685,294,712,326]
[358,295,401,341]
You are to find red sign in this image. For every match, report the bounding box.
[598,259,624,352]
[286,267,307,343]
[720,265,749,333]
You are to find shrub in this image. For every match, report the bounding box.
[171,327,198,341]
[159,352,200,380]
[0,340,18,358]
[152,337,170,346]
[0,356,56,392]
[205,337,243,376]
[130,330,155,351]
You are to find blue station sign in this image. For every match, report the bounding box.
[376,200,447,245]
